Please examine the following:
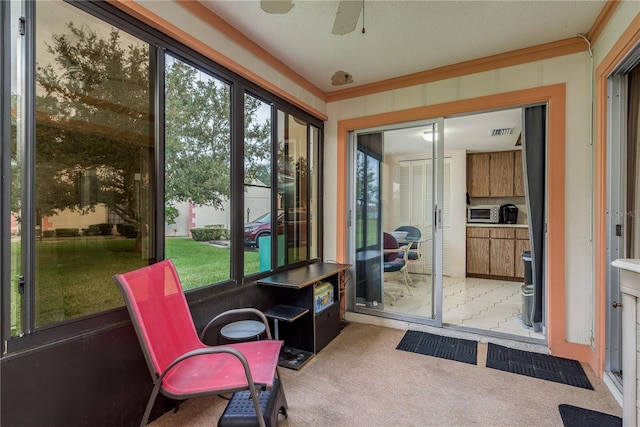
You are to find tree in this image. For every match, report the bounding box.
[165,58,271,210]
[35,23,152,249]
[32,23,270,250]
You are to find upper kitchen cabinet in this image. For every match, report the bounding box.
[490,151,515,197]
[466,150,524,198]
[513,150,525,197]
[466,152,490,197]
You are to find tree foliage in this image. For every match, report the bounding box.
[28,23,271,246]
[35,22,152,229]
[165,58,270,209]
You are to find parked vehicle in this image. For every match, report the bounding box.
[243,211,283,247]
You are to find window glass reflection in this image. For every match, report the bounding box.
[10,0,24,336]
[33,1,154,326]
[277,112,309,265]
[243,94,272,275]
[164,55,231,289]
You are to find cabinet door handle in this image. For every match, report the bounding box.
[612,301,622,308]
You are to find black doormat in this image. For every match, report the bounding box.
[486,343,593,390]
[558,404,621,427]
[396,330,477,365]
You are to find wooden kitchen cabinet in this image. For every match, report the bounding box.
[467,153,490,197]
[514,228,531,278]
[466,150,524,198]
[489,151,515,197]
[466,226,529,280]
[513,150,525,197]
[490,238,515,277]
[488,227,515,277]
[466,227,490,275]
[467,237,490,275]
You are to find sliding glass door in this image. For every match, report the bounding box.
[350,118,444,325]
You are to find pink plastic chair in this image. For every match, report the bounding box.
[113,259,284,427]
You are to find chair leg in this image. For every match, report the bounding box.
[275,368,288,417]
[140,382,162,427]
[405,269,414,287]
[247,383,267,427]
[402,269,413,296]
[384,290,396,305]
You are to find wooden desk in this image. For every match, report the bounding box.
[258,262,350,369]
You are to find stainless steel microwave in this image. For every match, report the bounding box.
[467,205,500,223]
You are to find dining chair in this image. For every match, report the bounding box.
[383,232,413,304]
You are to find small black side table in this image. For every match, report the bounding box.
[264,305,311,369]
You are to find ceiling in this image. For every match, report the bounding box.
[201,0,605,93]
[384,108,522,155]
[199,1,604,152]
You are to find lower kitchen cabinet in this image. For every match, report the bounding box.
[490,238,515,277]
[467,237,490,275]
[514,228,531,279]
[466,226,529,280]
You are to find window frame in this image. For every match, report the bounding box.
[1,0,323,354]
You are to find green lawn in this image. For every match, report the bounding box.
[166,238,261,288]
[10,236,260,332]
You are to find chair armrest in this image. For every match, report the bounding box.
[383,247,407,254]
[383,246,409,260]
[200,308,273,341]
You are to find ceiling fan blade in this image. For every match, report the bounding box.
[260,0,294,14]
[332,0,362,35]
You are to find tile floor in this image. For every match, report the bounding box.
[383,273,545,341]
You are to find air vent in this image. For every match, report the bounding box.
[489,128,513,136]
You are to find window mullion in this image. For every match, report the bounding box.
[22,0,36,335]
[154,47,166,263]
[1,0,11,347]
[231,84,244,283]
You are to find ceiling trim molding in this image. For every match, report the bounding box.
[176,1,326,101]
[326,37,587,103]
[107,0,328,121]
[587,1,622,44]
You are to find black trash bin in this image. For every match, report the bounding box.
[521,251,533,327]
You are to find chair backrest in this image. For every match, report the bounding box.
[113,259,202,378]
[383,232,400,262]
[395,225,421,245]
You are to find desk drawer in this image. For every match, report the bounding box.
[314,302,340,352]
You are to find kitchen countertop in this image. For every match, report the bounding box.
[466,223,528,228]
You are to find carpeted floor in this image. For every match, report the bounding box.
[150,322,621,427]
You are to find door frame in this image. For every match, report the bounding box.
[603,42,640,390]
[604,72,626,384]
[336,84,596,363]
[596,15,640,378]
